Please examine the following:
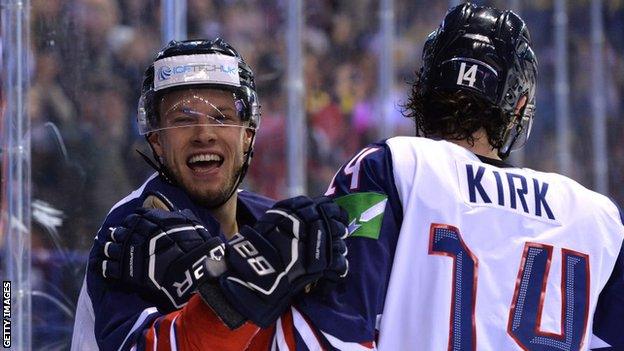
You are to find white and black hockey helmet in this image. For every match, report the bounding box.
[137,38,261,203]
[138,38,260,135]
[421,3,538,158]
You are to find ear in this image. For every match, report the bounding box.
[514,95,528,115]
[147,132,164,158]
[243,128,254,151]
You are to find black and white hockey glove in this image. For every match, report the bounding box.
[311,196,350,293]
[100,207,224,312]
[198,196,349,328]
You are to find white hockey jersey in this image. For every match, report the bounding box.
[287,137,624,351]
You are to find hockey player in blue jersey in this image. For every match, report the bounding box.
[90,4,623,351]
[71,38,349,350]
[270,3,624,350]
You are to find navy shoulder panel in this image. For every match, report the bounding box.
[296,140,404,343]
[592,195,624,348]
[327,140,403,222]
[593,238,624,348]
[238,190,275,219]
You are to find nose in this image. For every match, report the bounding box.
[191,124,218,145]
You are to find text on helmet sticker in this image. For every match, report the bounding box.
[153,54,240,91]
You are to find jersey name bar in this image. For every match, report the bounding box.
[457,161,556,221]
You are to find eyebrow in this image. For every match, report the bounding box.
[167,103,234,114]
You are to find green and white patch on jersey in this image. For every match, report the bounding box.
[335,192,387,240]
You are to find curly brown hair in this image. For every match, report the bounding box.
[402,71,509,149]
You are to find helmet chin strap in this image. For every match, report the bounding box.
[137,134,178,185]
[497,113,524,160]
[210,131,255,209]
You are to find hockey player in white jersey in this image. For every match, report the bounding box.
[271,3,624,350]
[88,4,623,350]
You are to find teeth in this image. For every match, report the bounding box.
[189,154,223,164]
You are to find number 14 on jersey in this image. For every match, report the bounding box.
[429,224,590,351]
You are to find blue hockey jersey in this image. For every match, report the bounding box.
[71,174,275,350]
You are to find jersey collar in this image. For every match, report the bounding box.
[476,154,514,168]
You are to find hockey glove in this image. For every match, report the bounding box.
[198,196,349,328]
[100,207,225,312]
[312,196,349,293]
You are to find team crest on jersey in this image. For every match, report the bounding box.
[335,192,387,240]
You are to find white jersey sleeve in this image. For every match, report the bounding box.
[70,279,98,351]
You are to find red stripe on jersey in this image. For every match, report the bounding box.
[359,341,375,349]
[175,294,260,350]
[281,310,296,351]
[156,311,179,351]
[143,322,157,350]
[295,307,327,351]
[246,325,276,351]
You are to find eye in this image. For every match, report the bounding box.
[170,114,196,125]
[211,112,238,125]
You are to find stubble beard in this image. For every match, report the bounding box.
[167,160,244,209]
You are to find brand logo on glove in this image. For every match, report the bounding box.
[209,244,225,261]
[230,233,276,276]
[172,243,226,298]
[173,255,211,297]
[128,246,135,278]
[314,230,322,260]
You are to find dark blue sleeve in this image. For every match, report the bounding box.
[87,176,227,350]
[592,203,624,349]
[87,201,164,350]
[292,142,403,347]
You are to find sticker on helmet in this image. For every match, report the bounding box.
[154,54,241,91]
[439,57,499,101]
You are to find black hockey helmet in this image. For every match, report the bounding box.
[136,38,261,205]
[420,3,538,158]
[138,38,260,134]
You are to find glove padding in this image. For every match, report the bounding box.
[312,196,349,293]
[100,208,224,312]
[204,196,349,328]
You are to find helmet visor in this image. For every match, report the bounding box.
[499,101,535,158]
[138,88,253,134]
[509,102,535,152]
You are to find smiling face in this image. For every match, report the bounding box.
[148,88,253,207]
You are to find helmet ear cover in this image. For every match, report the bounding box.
[418,3,538,158]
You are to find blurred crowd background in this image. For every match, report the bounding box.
[5,0,624,348]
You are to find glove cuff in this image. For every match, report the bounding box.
[197,258,248,330]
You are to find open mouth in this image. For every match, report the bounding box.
[187,153,224,173]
